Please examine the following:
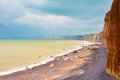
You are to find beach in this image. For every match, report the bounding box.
[0,42,116,80]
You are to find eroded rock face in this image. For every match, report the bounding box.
[84,0,120,79]
[84,32,103,42]
[103,12,110,45]
[105,0,120,79]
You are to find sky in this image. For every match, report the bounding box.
[0,0,113,38]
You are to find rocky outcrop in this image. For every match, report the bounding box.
[104,0,120,79]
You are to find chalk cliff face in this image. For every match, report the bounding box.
[105,0,120,79]
[84,32,103,42]
[84,34,98,41]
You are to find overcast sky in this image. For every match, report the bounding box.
[0,0,113,38]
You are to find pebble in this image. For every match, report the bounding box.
[63,57,69,61]
[74,55,78,58]
[49,63,54,67]
[56,57,61,61]
[74,51,77,53]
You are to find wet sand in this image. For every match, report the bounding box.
[0,43,116,80]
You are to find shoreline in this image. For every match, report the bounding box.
[0,41,94,77]
[0,42,116,80]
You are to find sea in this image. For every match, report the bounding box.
[0,40,92,76]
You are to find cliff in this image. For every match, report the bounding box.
[103,12,110,45]
[105,0,120,79]
[84,32,103,42]
[84,0,120,79]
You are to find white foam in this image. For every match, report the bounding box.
[0,41,93,76]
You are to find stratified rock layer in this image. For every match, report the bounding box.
[105,0,120,79]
